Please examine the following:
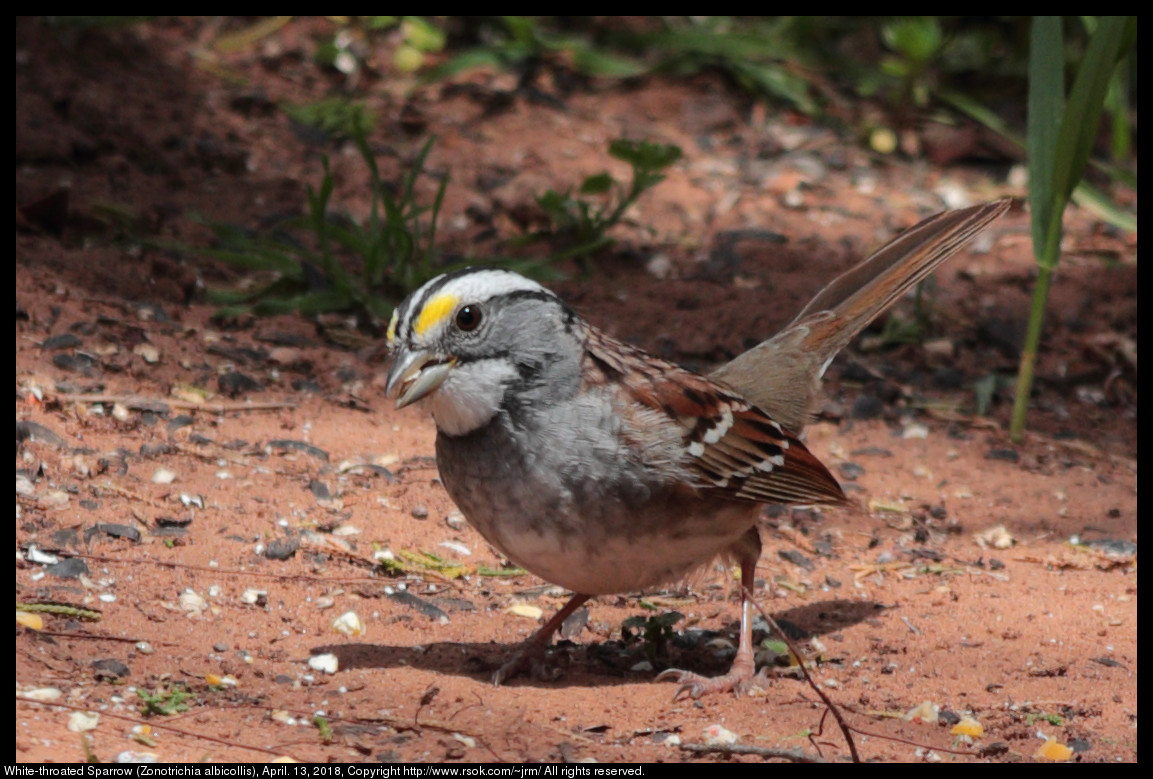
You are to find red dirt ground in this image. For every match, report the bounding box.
[16,18,1136,763]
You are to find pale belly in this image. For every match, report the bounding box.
[437,443,758,594]
[484,518,753,595]
[433,405,761,595]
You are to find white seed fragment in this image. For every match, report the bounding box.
[331,611,365,637]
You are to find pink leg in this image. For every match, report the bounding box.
[493,593,592,685]
[656,528,766,699]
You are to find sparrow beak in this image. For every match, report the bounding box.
[385,348,457,409]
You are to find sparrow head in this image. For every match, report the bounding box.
[385,268,583,435]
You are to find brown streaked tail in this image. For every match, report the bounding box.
[711,199,1011,433]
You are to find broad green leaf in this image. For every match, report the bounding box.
[579,173,614,195]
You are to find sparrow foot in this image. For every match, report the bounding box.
[492,641,558,685]
[656,664,769,700]
[490,593,591,686]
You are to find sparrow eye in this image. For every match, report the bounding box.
[455,304,482,332]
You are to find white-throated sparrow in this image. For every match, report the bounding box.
[385,199,1009,697]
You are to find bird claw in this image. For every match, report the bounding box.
[492,650,533,686]
[491,643,561,686]
[491,659,520,687]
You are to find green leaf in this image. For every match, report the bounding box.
[579,173,614,195]
[402,17,445,53]
[731,61,818,115]
[282,98,376,140]
[500,16,540,46]
[972,372,999,417]
[361,16,399,31]
[535,189,574,220]
[882,17,943,64]
[608,139,682,171]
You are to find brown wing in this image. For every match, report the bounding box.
[582,326,846,507]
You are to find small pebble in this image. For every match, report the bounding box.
[67,711,100,732]
[837,462,865,481]
[438,540,471,556]
[133,343,160,364]
[702,724,738,746]
[975,525,1014,550]
[26,546,60,565]
[308,654,339,674]
[179,589,207,614]
[240,589,268,606]
[905,700,940,723]
[645,253,672,280]
[23,687,63,702]
[332,611,365,637]
[270,710,296,725]
[116,751,158,764]
[506,603,543,620]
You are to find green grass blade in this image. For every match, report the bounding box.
[1052,15,1132,203]
[418,49,506,84]
[1071,180,1137,234]
[569,46,645,78]
[288,290,361,316]
[1027,16,1063,257]
[422,173,448,280]
[193,246,304,275]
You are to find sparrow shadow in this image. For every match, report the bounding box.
[311,638,654,688]
[311,639,655,689]
[769,598,890,639]
[311,598,888,688]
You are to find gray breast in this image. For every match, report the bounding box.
[434,400,759,595]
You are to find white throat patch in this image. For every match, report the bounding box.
[423,356,519,436]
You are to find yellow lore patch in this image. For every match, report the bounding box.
[386,310,399,343]
[414,292,459,336]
